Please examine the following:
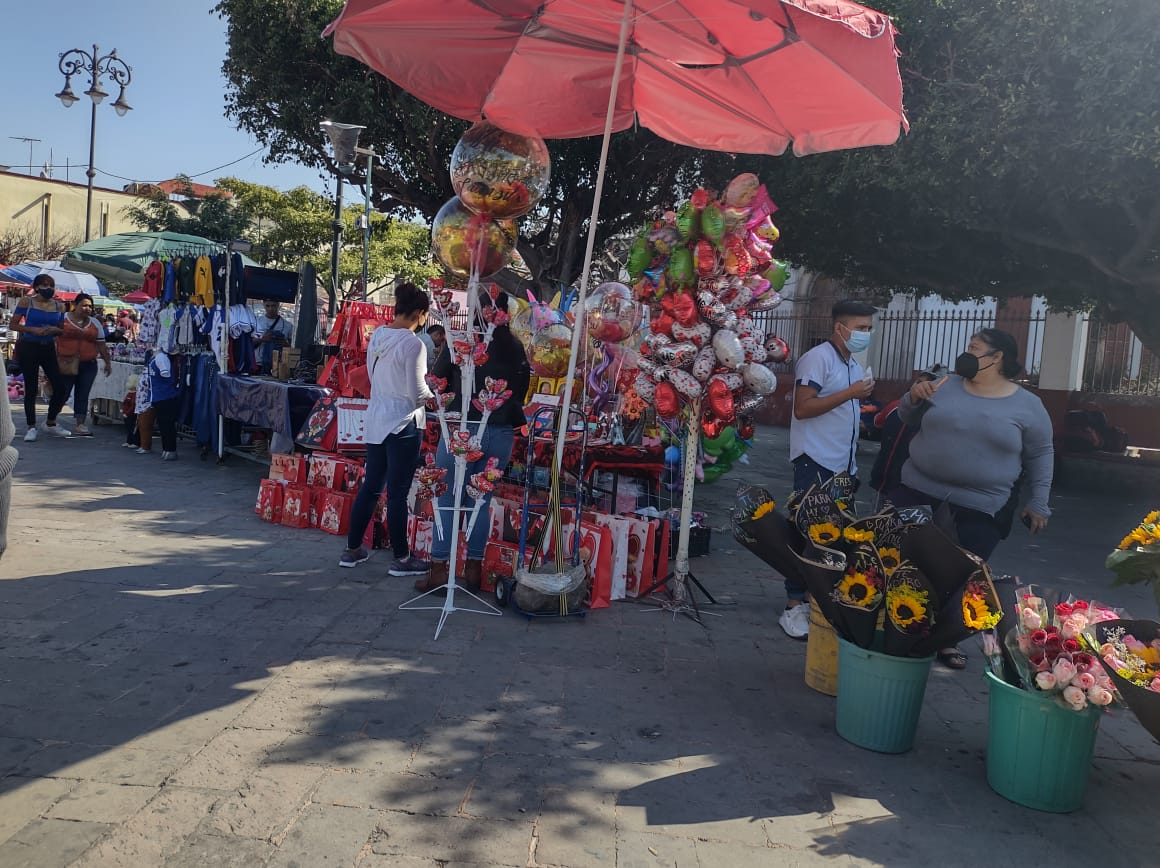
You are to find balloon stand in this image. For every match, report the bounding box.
[636,399,722,624]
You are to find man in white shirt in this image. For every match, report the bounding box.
[782,299,876,638]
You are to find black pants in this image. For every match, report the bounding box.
[17,340,67,426]
[124,413,140,446]
[886,484,1003,560]
[152,397,180,452]
[347,420,421,557]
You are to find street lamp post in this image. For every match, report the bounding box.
[320,121,366,309]
[55,44,133,243]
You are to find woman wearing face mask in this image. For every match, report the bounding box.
[55,292,113,436]
[9,275,71,440]
[890,328,1054,669]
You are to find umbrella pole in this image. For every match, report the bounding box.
[550,0,633,481]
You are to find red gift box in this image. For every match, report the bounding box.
[280,485,311,528]
[270,453,306,484]
[255,479,285,524]
[318,491,353,536]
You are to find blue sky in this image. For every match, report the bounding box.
[2,1,331,194]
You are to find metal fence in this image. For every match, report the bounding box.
[1082,318,1160,396]
[751,305,1047,382]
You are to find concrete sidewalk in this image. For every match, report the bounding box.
[1,414,1157,867]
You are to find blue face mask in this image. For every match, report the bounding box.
[842,325,872,354]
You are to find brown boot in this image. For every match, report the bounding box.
[414,560,448,592]
[462,558,483,591]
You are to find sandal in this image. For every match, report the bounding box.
[937,649,968,670]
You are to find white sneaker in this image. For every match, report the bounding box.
[135,447,151,455]
[44,425,71,438]
[779,603,811,640]
[161,451,179,461]
[24,427,38,442]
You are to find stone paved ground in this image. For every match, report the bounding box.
[1,409,1158,867]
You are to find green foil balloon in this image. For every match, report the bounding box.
[676,202,698,241]
[765,261,789,291]
[627,233,652,278]
[702,462,729,482]
[667,247,694,286]
[700,203,726,246]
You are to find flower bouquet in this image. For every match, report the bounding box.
[1086,618,1160,742]
[1106,510,1160,613]
[995,588,1120,712]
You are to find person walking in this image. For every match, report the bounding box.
[338,282,434,577]
[784,299,877,638]
[55,292,112,436]
[9,275,71,441]
[417,292,530,592]
[889,328,1053,669]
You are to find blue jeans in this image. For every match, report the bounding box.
[431,423,515,561]
[62,360,99,422]
[347,420,421,557]
[787,454,847,601]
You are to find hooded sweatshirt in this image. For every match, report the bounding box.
[364,326,433,444]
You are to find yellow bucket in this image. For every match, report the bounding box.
[804,599,839,696]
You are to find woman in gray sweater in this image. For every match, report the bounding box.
[891,328,1054,667]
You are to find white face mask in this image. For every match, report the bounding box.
[839,322,872,353]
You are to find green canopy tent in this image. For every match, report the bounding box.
[61,232,256,287]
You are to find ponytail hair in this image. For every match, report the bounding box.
[975,328,1022,379]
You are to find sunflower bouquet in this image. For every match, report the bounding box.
[1106,510,1160,613]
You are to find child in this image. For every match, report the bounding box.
[121,375,140,448]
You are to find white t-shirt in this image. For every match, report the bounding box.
[789,340,864,475]
[363,326,434,444]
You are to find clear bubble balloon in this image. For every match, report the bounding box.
[431,197,517,279]
[528,323,573,378]
[451,121,551,220]
[511,301,562,347]
[584,282,642,344]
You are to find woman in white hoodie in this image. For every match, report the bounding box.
[339,283,433,577]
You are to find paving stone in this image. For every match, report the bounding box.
[534,787,616,866]
[264,803,381,868]
[313,768,471,816]
[164,832,276,868]
[8,743,188,787]
[167,727,290,790]
[0,817,110,868]
[201,763,324,841]
[0,776,77,845]
[46,781,159,823]
[366,812,531,866]
[614,830,699,868]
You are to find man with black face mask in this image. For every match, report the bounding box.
[783,299,877,638]
[891,328,1054,669]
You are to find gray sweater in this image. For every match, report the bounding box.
[898,376,1054,517]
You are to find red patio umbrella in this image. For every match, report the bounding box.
[324,0,908,605]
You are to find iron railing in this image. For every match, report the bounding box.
[751,305,1047,383]
[1082,318,1160,396]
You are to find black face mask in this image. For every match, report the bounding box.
[36,286,55,299]
[954,351,997,380]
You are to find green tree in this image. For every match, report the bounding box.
[720,0,1160,354]
[215,177,438,309]
[214,0,720,299]
[124,175,254,242]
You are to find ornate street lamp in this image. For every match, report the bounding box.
[56,45,133,242]
[320,121,368,304]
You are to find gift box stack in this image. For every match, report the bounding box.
[481,483,670,609]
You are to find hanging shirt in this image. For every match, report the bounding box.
[142,260,164,299]
[177,257,197,302]
[191,255,215,307]
[162,261,177,304]
[138,299,162,347]
[148,351,180,402]
[157,306,178,352]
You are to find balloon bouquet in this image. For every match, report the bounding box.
[623,174,793,596]
[406,120,551,635]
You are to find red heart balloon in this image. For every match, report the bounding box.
[701,416,727,439]
[707,377,736,423]
[650,312,676,337]
[654,382,681,418]
[669,291,699,327]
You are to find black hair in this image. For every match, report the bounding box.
[32,274,55,289]
[427,324,445,336]
[975,328,1023,379]
[394,282,431,317]
[74,292,94,308]
[831,299,876,321]
[483,290,526,368]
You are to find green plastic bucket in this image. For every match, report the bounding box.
[836,637,934,753]
[985,671,1100,812]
